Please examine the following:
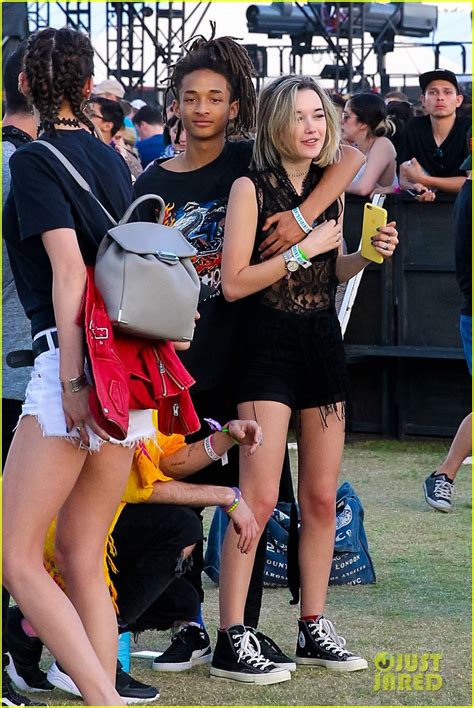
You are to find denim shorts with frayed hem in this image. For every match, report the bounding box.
[20,330,154,452]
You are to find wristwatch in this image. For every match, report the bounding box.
[283,248,300,273]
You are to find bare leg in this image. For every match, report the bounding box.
[55,441,135,680]
[297,405,345,616]
[437,413,472,481]
[2,417,124,706]
[218,401,291,628]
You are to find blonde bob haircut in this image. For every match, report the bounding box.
[252,75,341,171]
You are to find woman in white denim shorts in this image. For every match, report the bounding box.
[2,28,152,707]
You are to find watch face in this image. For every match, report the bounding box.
[287,260,299,272]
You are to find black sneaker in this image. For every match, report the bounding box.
[2,667,47,706]
[254,631,296,672]
[152,623,212,672]
[423,472,454,512]
[116,661,160,704]
[47,660,159,704]
[5,607,53,692]
[210,625,291,685]
[295,617,367,671]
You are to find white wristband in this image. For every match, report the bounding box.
[291,206,313,234]
[204,435,221,462]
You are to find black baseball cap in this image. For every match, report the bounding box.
[419,69,460,94]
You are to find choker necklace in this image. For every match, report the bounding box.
[54,116,81,128]
[285,167,311,179]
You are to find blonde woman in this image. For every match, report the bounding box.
[212,75,399,684]
[342,92,397,196]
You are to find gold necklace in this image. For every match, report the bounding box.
[286,167,310,178]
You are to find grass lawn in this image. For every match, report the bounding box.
[31,436,471,706]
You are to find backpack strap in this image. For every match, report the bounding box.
[34,140,118,226]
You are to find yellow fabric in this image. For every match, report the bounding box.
[43,411,187,610]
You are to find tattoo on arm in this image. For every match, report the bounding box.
[186,443,199,459]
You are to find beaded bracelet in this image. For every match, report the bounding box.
[221,487,241,515]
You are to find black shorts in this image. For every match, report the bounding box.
[237,304,349,412]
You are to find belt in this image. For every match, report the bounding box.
[32,330,59,360]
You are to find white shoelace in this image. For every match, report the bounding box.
[309,617,351,658]
[233,629,274,670]
[434,477,453,501]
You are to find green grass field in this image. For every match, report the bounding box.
[27,437,472,706]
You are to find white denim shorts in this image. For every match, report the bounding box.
[20,329,154,452]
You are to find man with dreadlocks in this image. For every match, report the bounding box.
[134,31,364,678]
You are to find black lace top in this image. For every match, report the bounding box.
[248,164,341,316]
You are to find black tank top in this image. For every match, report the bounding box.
[247,164,342,316]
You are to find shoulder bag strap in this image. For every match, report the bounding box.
[34,140,118,226]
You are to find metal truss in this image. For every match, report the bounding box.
[26,1,212,99]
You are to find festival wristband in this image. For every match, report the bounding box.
[297,245,310,261]
[291,244,312,269]
[204,417,223,432]
[291,206,312,235]
[221,487,241,514]
[203,435,221,462]
[203,432,229,466]
[205,417,239,447]
[221,424,241,445]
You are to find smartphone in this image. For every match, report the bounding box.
[360,202,387,264]
[406,188,426,198]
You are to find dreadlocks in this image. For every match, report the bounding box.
[165,27,256,137]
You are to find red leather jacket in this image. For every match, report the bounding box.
[78,268,200,440]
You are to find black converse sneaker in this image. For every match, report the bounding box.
[423,472,454,512]
[152,624,212,672]
[295,617,367,671]
[210,625,291,685]
[254,631,296,672]
[2,666,47,707]
[5,607,53,692]
[47,660,159,704]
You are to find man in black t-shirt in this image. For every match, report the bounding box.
[399,69,469,198]
[422,134,471,512]
[134,35,364,680]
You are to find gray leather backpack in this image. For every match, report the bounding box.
[35,141,200,341]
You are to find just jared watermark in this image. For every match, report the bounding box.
[373,652,443,692]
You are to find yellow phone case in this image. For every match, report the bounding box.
[361,203,387,264]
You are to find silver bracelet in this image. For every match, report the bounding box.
[60,373,88,393]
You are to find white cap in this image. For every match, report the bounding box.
[130,99,147,110]
[94,78,125,99]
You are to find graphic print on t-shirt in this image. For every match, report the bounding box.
[160,198,227,291]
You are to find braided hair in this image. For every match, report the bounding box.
[165,26,256,137]
[24,27,95,135]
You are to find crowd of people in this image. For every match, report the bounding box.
[1,24,471,707]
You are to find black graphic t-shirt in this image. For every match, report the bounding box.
[134,140,253,392]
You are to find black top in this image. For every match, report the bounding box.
[453,179,472,316]
[398,115,471,182]
[4,129,133,337]
[247,165,341,316]
[133,140,254,392]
